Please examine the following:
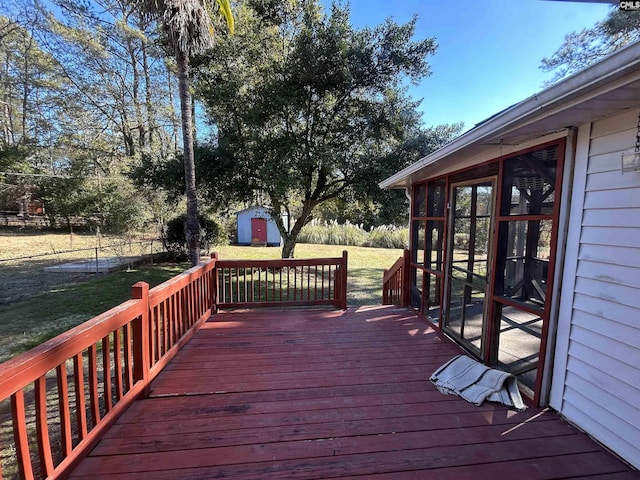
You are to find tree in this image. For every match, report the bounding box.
[134,0,234,266]
[40,0,181,160]
[197,0,442,258]
[1,0,236,235]
[541,9,640,84]
[312,122,462,229]
[0,8,71,216]
[0,10,67,152]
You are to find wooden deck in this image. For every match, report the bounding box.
[69,306,638,479]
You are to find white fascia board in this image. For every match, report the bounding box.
[380,41,640,190]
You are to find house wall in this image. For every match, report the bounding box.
[237,207,282,246]
[551,109,640,469]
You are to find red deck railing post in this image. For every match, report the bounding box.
[401,249,411,307]
[132,281,151,397]
[340,250,348,310]
[382,269,389,304]
[210,252,218,313]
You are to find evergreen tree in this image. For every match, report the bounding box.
[197,0,446,257]
[541,9,640,84]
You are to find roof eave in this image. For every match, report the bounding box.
[380,41,640,190]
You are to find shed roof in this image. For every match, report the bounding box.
[235,206,271,216]
[380,41,640,190]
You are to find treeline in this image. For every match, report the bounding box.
[0,0,462,256]
[0,0,186,232]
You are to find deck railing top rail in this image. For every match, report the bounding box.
[216,256,344,268]
[216,251,348,310]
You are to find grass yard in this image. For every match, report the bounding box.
[0,229,162,305]
[0,228,106,259]
[0,263,187,362]
[0,234,404,362]
[214,244,403,305]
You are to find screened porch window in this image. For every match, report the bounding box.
[410,179,445,323]
[495,147,558,310]
[491,144,560,396]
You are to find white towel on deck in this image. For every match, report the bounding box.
[430,354,525,411]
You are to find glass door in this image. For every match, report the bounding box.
[443,178,496,357]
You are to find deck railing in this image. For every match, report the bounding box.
[382,249,411,306]
[0,258,216,480]
[0,252,348,479]
[216,251,348,310]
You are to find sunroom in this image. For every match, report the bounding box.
[398,138,564,405]
[380,41,640,409]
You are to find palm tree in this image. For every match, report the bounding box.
[136,0,233,265]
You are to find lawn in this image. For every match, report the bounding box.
[214,244,403,305]
[0,235,403,362]
[0,228,107,259]
[0,229,162,305]
[0,263,187,362]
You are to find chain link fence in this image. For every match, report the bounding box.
[0,239,165,305]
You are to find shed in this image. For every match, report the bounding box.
[236,206,282,247]
[381,42,640,470]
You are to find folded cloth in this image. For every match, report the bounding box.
[430,354,525,410]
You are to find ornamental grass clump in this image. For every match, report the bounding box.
[299,220,367,246]
[299,220,407,249]
[365,225,409,249]
[330,220,367,246]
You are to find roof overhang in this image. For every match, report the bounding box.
[380,41,640,190]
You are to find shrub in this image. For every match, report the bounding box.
[329,221,367,246]
[297,222,327,245]
[162,214,227,259]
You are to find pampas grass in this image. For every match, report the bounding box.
[299,220,408,249]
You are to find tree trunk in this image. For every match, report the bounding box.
[126,36,145,150]
[176,48,200,266]
[278,202,314,258]
[141,30,156,148]
[21,35,34,143]
[21,59,28,143]
[191,98,197,142]
[166,61,179,152]
[281,235,296,259]
[268,188,322,258]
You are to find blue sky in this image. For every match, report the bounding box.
[323,0,613,131]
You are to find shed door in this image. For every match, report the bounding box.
[251,218,267,243]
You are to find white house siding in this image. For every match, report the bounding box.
[551,109,640,469]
